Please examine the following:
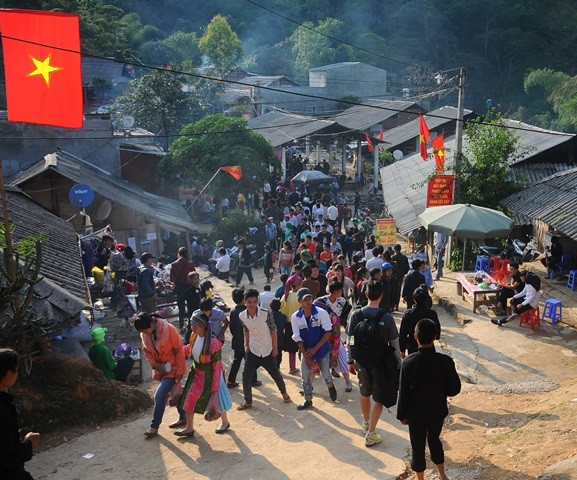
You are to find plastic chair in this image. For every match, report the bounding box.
[475,256,490,274]
[542,299,562,325]
[489,257,502,275]
[558,254,573,276]
[519,306,540,330]
[568,270,577,291]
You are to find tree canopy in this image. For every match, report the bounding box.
[199,14,243,78]
[457,113,525,209]
[157,115,280,198]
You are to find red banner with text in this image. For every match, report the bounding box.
[427,175,454,207]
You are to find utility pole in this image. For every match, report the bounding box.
[454,67,466,203]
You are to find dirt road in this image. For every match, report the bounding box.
[27,268,577,479]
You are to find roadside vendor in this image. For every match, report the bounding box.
[88,328,134,383]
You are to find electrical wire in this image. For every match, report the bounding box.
[0,35,573,138]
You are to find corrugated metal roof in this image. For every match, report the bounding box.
[329,100,423,131]
[248,110,345,147]
[382,118,576,237]
[309,62,359,71]
[503,119,575,165]
[380,138,457,236]
[500,167,577,241]
[4,186,90,316]
[381,106,475,151]
[9,150,197,232]
[510,163,575,184]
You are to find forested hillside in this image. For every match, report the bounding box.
[3,0,577,130]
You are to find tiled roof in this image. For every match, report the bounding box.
[9,150,197,232]
[4,186,90,316]
[500,167,577,241]
[329,100,423,131]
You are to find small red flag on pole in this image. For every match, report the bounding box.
[365,133,375,153]
[0,9,83,128]
[220,165,243,180]
[378,128,384,141]
[432,134,445,173]
[419,114,430,160]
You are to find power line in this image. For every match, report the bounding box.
[0,35,573,138]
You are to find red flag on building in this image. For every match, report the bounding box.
[419,114,430,160]
[0,10,83,128]
[432,133,445,173]
[220,165,243,181]
[378,128,384,141]
[365,133,375,153]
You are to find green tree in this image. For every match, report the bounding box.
[199,14,244,78]
[157,115,279,198]
[457,112,525,209]
[140,31,202,67]
[115,69,201,150]
[289,18,345,82]
[523,68,577,132]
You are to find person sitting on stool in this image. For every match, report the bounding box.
[492,270,540,326]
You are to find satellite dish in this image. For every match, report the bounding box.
[69,184,94,208]
[96,200,112,221]
[122,115,135,128]
[393,150,404,161]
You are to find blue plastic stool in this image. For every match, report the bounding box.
[542,299,562,325]
[475,256,490,274]
[567,270,577,291]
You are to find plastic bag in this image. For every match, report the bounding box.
[204,394,221,422]
[168,382,183,407]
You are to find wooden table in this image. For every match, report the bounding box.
[456,273,502,314]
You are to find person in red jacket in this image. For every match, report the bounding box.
[134,313,187,438]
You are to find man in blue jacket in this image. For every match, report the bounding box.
[138,252,157,313]
[291,288,337,410]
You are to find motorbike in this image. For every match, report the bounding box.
[512,236,541,262]
[478,238,523,264]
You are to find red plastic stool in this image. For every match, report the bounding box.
[519,306,540,330]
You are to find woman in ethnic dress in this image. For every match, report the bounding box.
[176,313,231,436]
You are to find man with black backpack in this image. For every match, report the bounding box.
[346,281,402,447]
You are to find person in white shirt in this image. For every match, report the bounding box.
[366,248,383,270]
[312,201,325,221]
[492,270,541,326]
[329,236,342,253]
[237,289,292,410]
[214,248,231,281]
[326,202,338,227]
[258,285,276,311]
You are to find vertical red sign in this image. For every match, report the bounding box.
[427,175,454,207]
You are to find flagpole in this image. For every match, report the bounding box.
[185,168,222,213]
[0,162,16,281]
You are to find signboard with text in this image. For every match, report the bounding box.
[427,175,454,207]
[374,218,396,246]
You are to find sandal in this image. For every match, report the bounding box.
[282,393,292,404]
[215,422,231,434]
[237,402,252,411]
[227,381,240,388]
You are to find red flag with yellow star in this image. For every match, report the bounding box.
[220,165,243,181]
[0,10,82,128]
[419,114,430,160]
[432,133,445,173]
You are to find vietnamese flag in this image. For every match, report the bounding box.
[419,114,430,160]
[365,132,375,153]
[432,133,445,173]
[0,10,83,128]
[378,128,384,141]
[220,165,243,181]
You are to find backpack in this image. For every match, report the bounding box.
[350,308,388,368]
[525,271,541,291]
